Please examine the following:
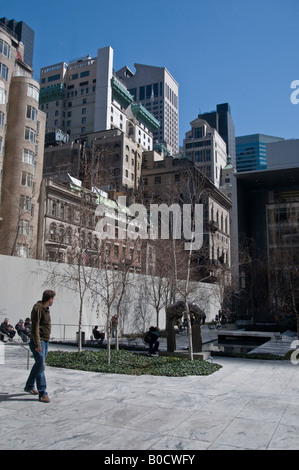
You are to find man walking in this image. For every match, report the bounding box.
[24,290,55,403]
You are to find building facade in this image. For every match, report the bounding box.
[236,134,284,172]
[39,47,160,146]
[183,117,228,188]
[141,152,232,282]
[116,63,179,155]
[236,167,299,325]
[40,47,160,191]
[0,17,34,68]
[0,20,46,258]
[37,178,142,273]
[198,103,236,166]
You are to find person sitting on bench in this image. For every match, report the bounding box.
[144,326,160,355]
[0,318,16,340]
[92,325,104,345]
[15,319,30,342]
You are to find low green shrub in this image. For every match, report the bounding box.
[208,350,292,360]
[46,349,222,377]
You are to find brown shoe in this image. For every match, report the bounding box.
[39,395,51,403]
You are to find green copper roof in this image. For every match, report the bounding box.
[131,103,160,131]
[111,76,134,108]
[39,83,65,103]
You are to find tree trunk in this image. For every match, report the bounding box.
[78,296,83,352]
[185,301,193,361]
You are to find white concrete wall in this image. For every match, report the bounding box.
[0,255,221,341]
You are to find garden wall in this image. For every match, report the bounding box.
[0,254,221,340]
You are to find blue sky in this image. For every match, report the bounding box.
[3,0,299,147]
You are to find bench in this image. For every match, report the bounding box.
[126,337,139,347]
[0,331,30,369]
[274,333,283,343]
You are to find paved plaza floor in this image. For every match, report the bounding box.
[0,328,299,451]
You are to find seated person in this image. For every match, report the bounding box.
[0,318,16,340]
[24,317,31,333]
[15,319,30,342]
[92,325,104,345]
[144,326,160,355]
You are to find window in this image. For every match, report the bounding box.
[0,86,7,104]
[0,39,10,58]
[21,172,33,188]
[155,176,161,184]
[82,108,86,114]
[0,62,8,81]
[193,127,203,139]
[19,195,32,212]
[65,229,72,245]
[51,200,57,216]
[24,127,36,142]
[22,149,35,165]
[48,74,60,82]
[0,111,4,128]
[80,70,89,78]
[146,84,152,99]
[18,220,33,237]
[16,244,31,258]
[49,223,56,240]
[27,84,39,101]
[139,86,145,100]
[26,105,38,122]
[195,150,203,162]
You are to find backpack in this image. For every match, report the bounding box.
[144,331,151,343]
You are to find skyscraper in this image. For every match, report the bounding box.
[40,47,160,190]
[117,63,179,155]
[0,17,34,68]
[198,103,236,166]
[236,134,284,172]
[183,117,227,188]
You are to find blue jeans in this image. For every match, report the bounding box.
[25,340,49,397]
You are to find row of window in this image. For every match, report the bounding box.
[48,223,141,261]
[66,86,95,98]
[0,84,39,106]
[211,207,229,234]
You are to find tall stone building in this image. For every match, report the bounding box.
[0,19,46,258]
[40,46,160,191]
[117,63,179,155]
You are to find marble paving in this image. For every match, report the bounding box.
[0,331,299,451]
